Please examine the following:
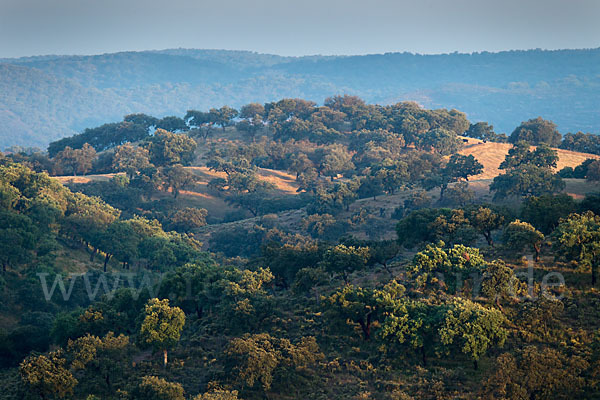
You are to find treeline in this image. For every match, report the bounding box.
[37,96,600,165]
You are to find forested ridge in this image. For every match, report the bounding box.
[1,47,599,148]
[2,96,600,399]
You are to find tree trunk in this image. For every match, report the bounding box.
[358,313,372,340]
[484,231,494,246]
[421,346,427,366]
[103,254,111,272]
[495,296,504,312]
[90,247,97,262]
[533,244,541,262]
[439,184,447,201]
[196,304,203,319]
[163,349,168,367]
[473,360,478,370]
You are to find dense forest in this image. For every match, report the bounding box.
[2,96,600,399]
[1,48,600,148]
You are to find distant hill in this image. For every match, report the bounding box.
[1,48,599,149]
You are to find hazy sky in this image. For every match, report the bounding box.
[1,0,599,58]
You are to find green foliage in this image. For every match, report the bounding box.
[160,263,274,332]
[112,143,152,178]
[482,346,589,399]
[193,385,241,400]
[481,260,518,309]
[558,158,596,179]
[261,239,323,286]
[490,165,565,199]
[132,376,185,400]
[509,117,562,146]
[415,128,463,155]
[19,350,77,399]
[580,192,600,215]
[520,194,576,234]
[67,331,129,370]
[503,220,545,261]
[156,116,188,133]
[144,129,197,167]
[0,209,36,271]
[560,131,600,155]
[139,298,185,365]
[48,120,149,157]
[163,164,198,198]
[53,143,97,176]
[516,298,564,339]
[500,142,559,170]
[396,208,452,248]
[465,122,507,142]
[5,87,600,400]
[302,213,350,240]
[324,285,380,340]
[411,242,486,291]
[377,293,441,364]
[168,207,208,232]
[3,49,599,150]
[439,298,507,363]
[400,190,432,216]
[587,159,600,181]
[552,211,600,285]
[444,182,475,207]
[320,244,370,281]
[429,209,479,246]
[225,333,322,391]
[466,206,505,246]
[492,142,564,199]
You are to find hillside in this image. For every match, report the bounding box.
[2,48,600,149]
[54,166,300,221]
[50,141,600,247]
[4,98,600,398]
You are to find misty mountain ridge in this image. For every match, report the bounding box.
[1,47,599,149]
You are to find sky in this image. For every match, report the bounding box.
[0,0,599,58]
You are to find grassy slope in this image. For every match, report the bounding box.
[51,141,599,246]
[54,167,300,218]
[458,136,600,180]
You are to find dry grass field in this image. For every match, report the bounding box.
[458,136,600,180]
[53,167,300,220]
